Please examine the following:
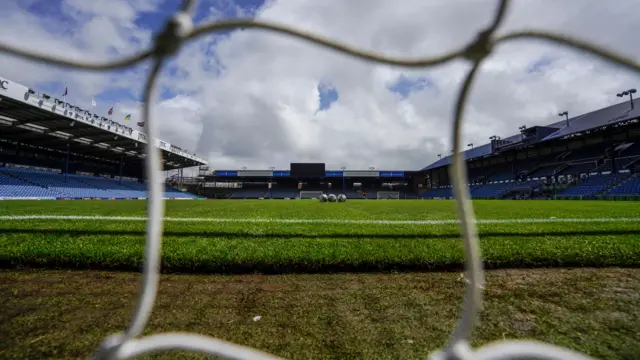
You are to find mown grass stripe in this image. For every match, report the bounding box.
[0,215,639,225]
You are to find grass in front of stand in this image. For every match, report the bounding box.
[0,200,639,273]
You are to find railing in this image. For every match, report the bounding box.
[553,163,570,175]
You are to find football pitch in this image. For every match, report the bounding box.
[0,199,639,272]
[1,200,639,360]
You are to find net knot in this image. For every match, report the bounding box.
[463,29,494,62]
[89,333,126,360]
[153,12,194,58]
[428,341,474,360]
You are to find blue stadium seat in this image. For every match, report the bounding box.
[606,173,640,196]
[420,187,453,198]
[230,189,268,199]
[343,190,364,199]
[267,189,298,199]
[560,173,630,197]
[0,171,61,198]
[0,168,199,199]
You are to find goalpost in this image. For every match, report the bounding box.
[376,191,400,200]
[299,190,323,199]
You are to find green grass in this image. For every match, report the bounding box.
[1,200,639,359]
[0,200,639,273]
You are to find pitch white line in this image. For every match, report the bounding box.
[0,215,639,225]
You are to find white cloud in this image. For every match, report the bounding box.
[1,0,639,171]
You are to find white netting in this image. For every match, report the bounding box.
[376,191,400,199]
[299,190,324,199]
[2,0,637,359]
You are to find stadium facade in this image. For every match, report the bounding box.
[1,73,639,200]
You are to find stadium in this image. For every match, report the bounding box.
[1,2,640,358]
[1,73,638,201]
[2,74,640,358]
[176,95,640,201]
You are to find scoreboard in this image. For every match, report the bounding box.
[290,163,326,177]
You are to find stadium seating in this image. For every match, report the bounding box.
[230,190,268,199]
[471,180,538,199]
[0,168,199,199]
[420,184,501,199]
[343,190,365,199]
[268,189,298,199]
[75,176,148,198]
[164,185,198,199]
[115,179,197,199]
[0,171,61,198]
[421,180,548,199]
[606,173,640,196]
[559,173,629,197]
[420,187,453,198]
[2,168,116,198]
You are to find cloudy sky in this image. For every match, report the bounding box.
[1,0,639,171]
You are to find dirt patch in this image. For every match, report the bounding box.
[1,268,639,360]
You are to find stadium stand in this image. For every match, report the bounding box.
[230,190,268,199]
[607,173,640,196]
[419,93,640,200]
[0,75,205,200]
[2,73,638,201]
[187,128,640,201]
[559,173,629,197]
[182,167,410,200]
[0,167,198,199]
[268,189,299,199]
[0,169,60,199]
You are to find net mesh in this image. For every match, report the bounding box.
[2,0,637,359]
[299,191,324,199]
[377,191,400,199]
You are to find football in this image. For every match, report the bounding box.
[327,194,337,202]
[337,194,347,202]
[319,194,328,202]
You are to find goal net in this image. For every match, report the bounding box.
[19,0,618,359]
[299,190,323,199]
[376,191,400,200]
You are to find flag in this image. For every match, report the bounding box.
[124,114,131,121]
[91,98,96,107]
[137,121,145,127]
[108,107,113,116]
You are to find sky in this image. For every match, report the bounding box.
[1,0,639,171]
